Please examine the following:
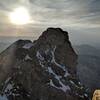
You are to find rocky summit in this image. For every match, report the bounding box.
[0,28,90,100]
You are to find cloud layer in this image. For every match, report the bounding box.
[0,0,100,38]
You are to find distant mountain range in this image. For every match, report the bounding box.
[0,42,11,53]
[74,44,100,57]
[74,44,100,92]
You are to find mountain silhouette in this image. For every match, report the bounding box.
[0,28,89,100]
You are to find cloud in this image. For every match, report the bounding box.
[0,0,100,36]
[28,0,100,28]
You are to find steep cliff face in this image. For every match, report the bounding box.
[0,28,89,100]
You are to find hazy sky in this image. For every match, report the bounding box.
[0,0,100,45]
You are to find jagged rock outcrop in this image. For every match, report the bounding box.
[0,28,90,100]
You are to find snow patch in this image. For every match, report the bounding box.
[5,77,11,85]
[36,47,71,92]
[23,43,33,49]
[36,51,44,61]
[25,54,32,60]
[0,82,13,100]
[36,46,70,92]
[51,46,70,77]
[4,83,13,93]
[48,67,70,92]
[36,51,45,68]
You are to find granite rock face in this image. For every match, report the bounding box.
[0,28,89,100]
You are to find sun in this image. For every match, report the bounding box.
[9,7,30,25]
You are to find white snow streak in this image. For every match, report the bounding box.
[51,46,70,77]
[48,67,70,92]
[25,54,32,60]
[36,46,71,92]
[36,51,44,61]
[23,43,33,49]
[4,83,13,93]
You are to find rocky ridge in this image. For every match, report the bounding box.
[0,28,90,100]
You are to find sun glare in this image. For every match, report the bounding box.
[9,7,30,25]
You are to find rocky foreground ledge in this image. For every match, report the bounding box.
[0,28,90,100]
